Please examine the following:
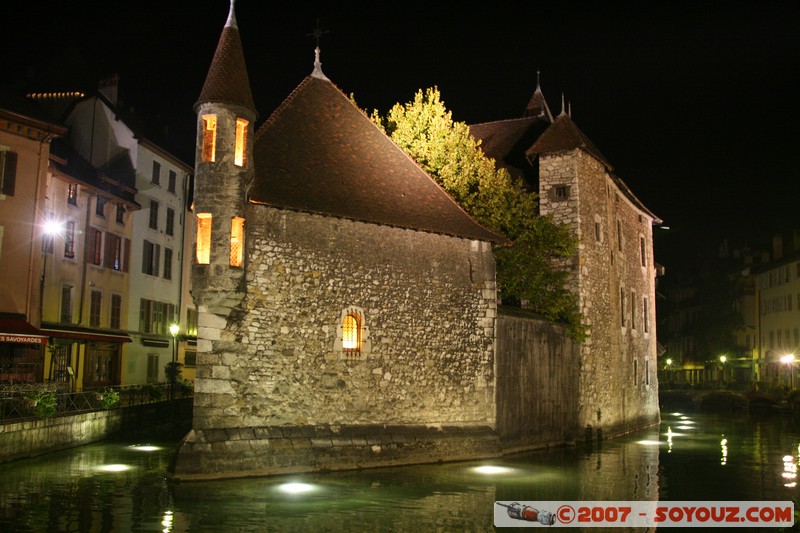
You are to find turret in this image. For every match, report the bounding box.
[192,0,257,304]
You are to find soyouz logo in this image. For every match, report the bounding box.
[494,501,794,528]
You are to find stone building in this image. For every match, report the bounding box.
[172,3,505,479]
[470,83,662,437]
[172,3,661,478]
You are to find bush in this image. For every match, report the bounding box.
[142,383,163,401]
[98,387,120,409]
[24,387,58,419]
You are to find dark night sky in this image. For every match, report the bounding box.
[2,1,799,272]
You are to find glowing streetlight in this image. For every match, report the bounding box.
[719,355,727,387]
[39,218,63,322]
[781,354,796,390]
[169,323,179,400]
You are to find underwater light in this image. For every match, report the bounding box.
[278,482,316,494]
[97,464,131,472]
[129,445,160,452]
[473,465,514,475]
[636,440,663,446]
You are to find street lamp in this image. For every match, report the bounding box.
[169,323,179,400]
[39,219,63,322]
[719,355,727,387]
[780,354,795,390]
[666,358,672,387]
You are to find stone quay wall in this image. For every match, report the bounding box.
[0,399,192,463]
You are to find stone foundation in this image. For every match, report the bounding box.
[169,424,502,480]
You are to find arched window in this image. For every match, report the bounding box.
[336,307,370,360]
[342,313,361,351]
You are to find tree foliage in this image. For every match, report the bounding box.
[371,87,585,340]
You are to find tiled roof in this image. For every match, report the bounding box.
[470,117,549,172]
[526,113,613,170]
[249,76,504,243]
[194,18,256,115]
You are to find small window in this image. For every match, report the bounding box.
[230,216,244,267]
[149,199,159,230]
[630,290,636,330]
[633,359,639,386]
[640,237,647,267]
[142,239,160,276]
[336,307,370,360]
[164,247,173,280]
[553,185,570,201]
[620,288,626,327]
[110,294,122,330]
[235,118,249,167]
[342,313,361,352]
[196,213,212,264]
[116,204,125,224]
[60,285,74,323]
[594,222,601,242]
[0,149,17,196]
[67,183,78,206]
[643,296,649,333]
[168,170,176,193]
[64,221,75,258]
[617,220,623,252]
[166,208,175,236]
[90,290,102,327]
[96,196,106,217]
[202,115,217,162]
[152,161,161,185]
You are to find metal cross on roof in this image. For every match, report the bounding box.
[306,18,329,47]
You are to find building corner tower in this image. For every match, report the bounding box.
[192,0,256,316]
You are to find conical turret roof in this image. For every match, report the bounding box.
[194,0,256,115]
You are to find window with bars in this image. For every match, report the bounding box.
[196,213,211,264]
[230,216,244,267]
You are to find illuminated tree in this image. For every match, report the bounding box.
[371,87,585,340]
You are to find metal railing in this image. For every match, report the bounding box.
[0,382,193,424]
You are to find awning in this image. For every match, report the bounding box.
[0,317,48,345]
[40,325,132,344]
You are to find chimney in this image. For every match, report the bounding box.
[99,74,119,105]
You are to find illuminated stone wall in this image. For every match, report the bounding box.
[538,149,660,438]
[191,206,497,430]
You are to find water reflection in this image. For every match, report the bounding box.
[0,411,797,531]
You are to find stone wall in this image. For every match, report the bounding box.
[539,150,660,437]
[0,399,192,463]
[174,206,499,478]
[495,311,582,450]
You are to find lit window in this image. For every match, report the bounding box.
[64,221,75,258]
[342,313,361,351]
[230,216,244,267]
[235,118,248,167]
[196,213,212,264]
[202,115,217,162]
[67,183,78,205]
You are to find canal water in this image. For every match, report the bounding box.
[0,409,798,532]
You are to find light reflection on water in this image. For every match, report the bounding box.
[0,411,798,531]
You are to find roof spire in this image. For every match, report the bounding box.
[558,92,567,117]
[226,0,237,29]
[523,70,553,121]
[307,19,330,79]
